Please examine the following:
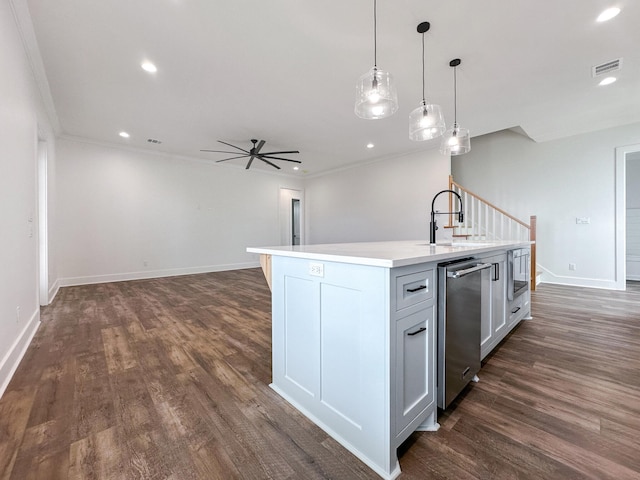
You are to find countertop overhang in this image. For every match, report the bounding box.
[247,240,533,268]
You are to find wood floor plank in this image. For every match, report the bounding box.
[100,326,138,374]
[70,374,114,444]
[1,271,639,479]
[68,426,124,480]
[0,387,37,479]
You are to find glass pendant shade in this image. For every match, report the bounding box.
[440,58,470,156]
[440,123,471,156]
[355,67,399,119]
[409,100,445,141]
[409,21,443,141]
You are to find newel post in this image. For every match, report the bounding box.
[530,215,537,291]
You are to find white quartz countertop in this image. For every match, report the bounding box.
[247,240,532,268]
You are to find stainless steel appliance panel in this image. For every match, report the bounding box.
[437,259,491,409]
[507,248,530,301]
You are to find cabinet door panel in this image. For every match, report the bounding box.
[481,269,493,349]
[395,306,435,435]
[320,283,365,427]
[281,276,319,397]
[480,254,507,359]
[492,259,507,335]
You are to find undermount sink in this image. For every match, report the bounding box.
[449,242,494,247]
[417,242,495,247]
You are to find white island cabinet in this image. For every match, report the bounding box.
[479,252,507,359]
[247,240,531,480]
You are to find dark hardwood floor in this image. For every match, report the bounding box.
[1,270,639,479]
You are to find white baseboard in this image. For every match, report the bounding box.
[58,261,260,287]
[626,257,640,282]
[48,278,60,303]
[0,309,41,399]
[537,264,620,290]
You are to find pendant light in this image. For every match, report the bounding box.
[355,0,398,119]
[409,22,445,141]
[440,59,471,155]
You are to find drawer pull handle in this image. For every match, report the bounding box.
[511,306,521,314]
[406,285,427,293]
[407,327,427,336]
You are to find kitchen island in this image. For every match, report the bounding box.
[247,240,531,480]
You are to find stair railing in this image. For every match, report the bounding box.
[447,176,537,291]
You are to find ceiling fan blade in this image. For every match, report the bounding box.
[214,155,251,163]
[201,149,248,154]
[260,155,302,164]
[259,157,281,169]
[246,155,257,169]
[217,140,250,154]
[259,150,300,156]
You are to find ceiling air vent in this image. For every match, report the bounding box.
[147,138,162,144]
[592,58,622,77]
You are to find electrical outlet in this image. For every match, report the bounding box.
[309,262,324,277]
[569,263,576,271]
[576,217,591,224]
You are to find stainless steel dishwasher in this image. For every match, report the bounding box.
[437,257,492,409]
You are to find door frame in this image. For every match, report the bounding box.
[37,137,49,305]
[615,143,640,290]
[279,188,304,246]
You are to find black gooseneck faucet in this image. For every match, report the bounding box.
[430,189,464,245]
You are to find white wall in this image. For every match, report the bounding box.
[0,1,55,395]
[452,124,640,289]
[304,148,451,244]
[56,138,303,285]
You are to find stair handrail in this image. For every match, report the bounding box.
[448,176,537,291]
[449,177,530,228]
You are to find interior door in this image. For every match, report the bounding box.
[292,198,301,245]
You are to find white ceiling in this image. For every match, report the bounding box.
[23,0,640,175]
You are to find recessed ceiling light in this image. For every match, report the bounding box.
[293,166,299,170]
[597,7,620,22]
[141,61,157,73]
[119,131,130,138]
[366,143,374,149]
[599,76,617,86]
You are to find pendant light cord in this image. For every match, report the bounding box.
[373,0,377,68]
[421,31,425,103]
[453,64,458,124]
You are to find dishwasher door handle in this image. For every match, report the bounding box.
[447,262,492,278]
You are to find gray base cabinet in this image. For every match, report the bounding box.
[271,257,438,480]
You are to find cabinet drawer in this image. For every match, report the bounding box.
[395,269,434,312]
[508,294,527,325]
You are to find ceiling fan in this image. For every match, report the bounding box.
[201,139,301,170]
